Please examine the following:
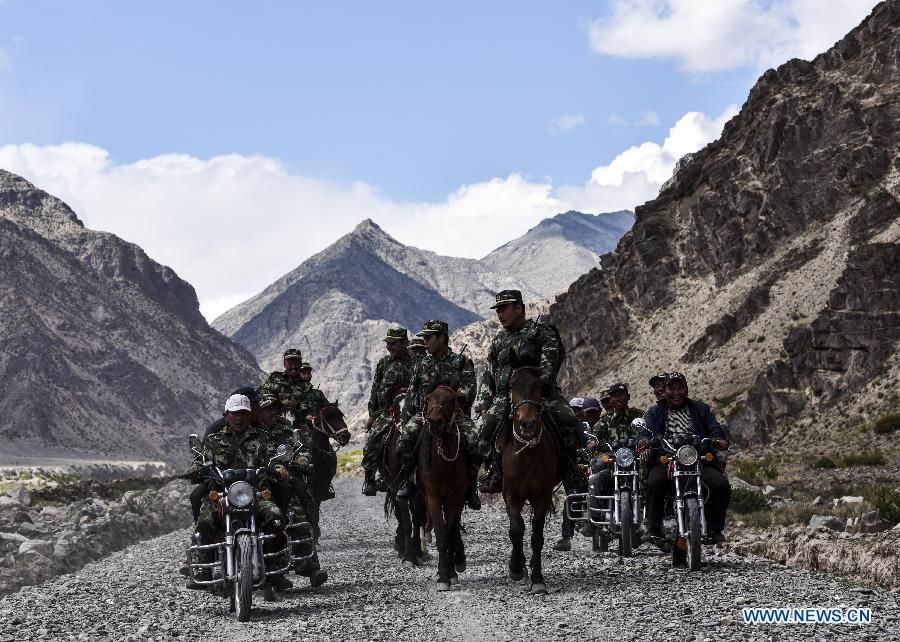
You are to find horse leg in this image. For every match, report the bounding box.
[431,503,451,591]
[506,496,526,581]
[453,521,466,573]
[397,497,415,565]
[529,495,550,594]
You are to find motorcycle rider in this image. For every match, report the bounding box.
[260,348,310,418]
[637,372,731,543]
[186,394,290,588]
[648,371,668,402]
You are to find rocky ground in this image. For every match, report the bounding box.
[1,479,898,641]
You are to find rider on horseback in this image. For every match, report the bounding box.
[396,319,482,510]
[476,290,584,493]
[362,327,413,496]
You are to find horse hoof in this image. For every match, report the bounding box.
[509,569,525,581]
[436,582,451,592]
[455,561,467,573]
[530,583,548,595]
[402,560,414,568]
[415,556,427,566]
[450,576,459,586]
[433,573,440,582]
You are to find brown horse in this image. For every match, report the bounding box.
[501,366,561,594]
[306,403,350,541]
[381,391,427,566]
[419,384,469,591]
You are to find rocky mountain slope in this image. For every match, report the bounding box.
[214,211,631,427]
[549,0,900,454]
[0,171,263,465]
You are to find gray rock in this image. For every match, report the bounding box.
[809,515,845,531]
[0,532,27,544]
[859,511,891,534]
[812,496,824,506]
[5,486,31,507]
[18,539,53,556]
[838,495,864,505]
[730,477,763,493]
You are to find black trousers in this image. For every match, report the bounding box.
[645,464,730,532]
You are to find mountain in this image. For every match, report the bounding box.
[214,211,633,428]
[548,1,900,454]
[0,171,263,465]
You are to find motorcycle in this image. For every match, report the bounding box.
[186,430,316,621]
[565,434,642,557]
[648,435,718,571]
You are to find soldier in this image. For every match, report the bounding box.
[257,395,327,587]
[299,362,314,382]
[202,386,262,440]
[476,290,583,493]
[409,334,427,362]
[396,319,482,510]
[569,397,585,422]
[581,397,603,429]
[260,348,311,417]
[599,390,612,415]
[648,371,668,402]
[362,328,412,496]
[592,383,644,444]
[186,393,290,589]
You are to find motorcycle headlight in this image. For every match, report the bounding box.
[227,481,254,508]
[676,445,699,467]
[614,447,635,467]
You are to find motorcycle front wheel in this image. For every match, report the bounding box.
[234,532,253,622]
[686,496,702,571]
[618,489,632,557]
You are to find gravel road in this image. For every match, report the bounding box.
[1,478,898,641]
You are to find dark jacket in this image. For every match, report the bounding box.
[640,398,725,466]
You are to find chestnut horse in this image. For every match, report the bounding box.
[381,391,427,566]
[419,384,469,591]
[501,366,561,594]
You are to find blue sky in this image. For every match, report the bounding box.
[0,1,879,317]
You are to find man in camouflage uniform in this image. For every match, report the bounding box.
[260,348,311,418]
[257,394,327,587]
[409,334,427,362]
[476,290,582,493]
[186,393,289,589]
[299,362,314,382]
[396,319,482,510]
[592,383,644,443]
[361,328,412,496]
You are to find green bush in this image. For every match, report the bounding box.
[735,458,779,485]
[841,451,886,467]
[730,486,769,513]
[865,487,900,524]
[812,456,837,469]
[870,412,900,435]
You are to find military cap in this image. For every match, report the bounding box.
[258,394,281,409]
[232,386,262,403]
[283,348,303,361]
[224,394,251,413]
[608,382,629,395]
[599,389,611,402]
[300,361,312,370]
[569,397,584,408]
[420,319,449,336]
[582,397,601,411]
[384,327,409,343]
[490,289,524,309]
[648,371,668,386]
[409,335,426,349]
[665,371,688,385]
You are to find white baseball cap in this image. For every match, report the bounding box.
[224,394,252,413]
[569,397,584,408]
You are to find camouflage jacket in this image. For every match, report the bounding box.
[191,426,274,473]
[401,349,476,423]
[261,371,311,411]
[475,319,565,412]
[294,386,330,421]
[367,353,413,418]
[259,417,313,464]
[591,407,645,443]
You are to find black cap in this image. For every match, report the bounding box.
[665,371,687,386]
[608,383,629,394]
[421,319,449,335]
[491,290,524,309]
[259,394,281,409]
[648,371,668,386]
[384,328,408,343]
[283,348,303,361]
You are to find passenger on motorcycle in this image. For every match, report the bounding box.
[590,383,645,496]
[637,372,731,544]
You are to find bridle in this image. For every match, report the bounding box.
[509,367,545,456]
[425,385,461,463]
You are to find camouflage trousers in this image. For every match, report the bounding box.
[479,391,581,455]
[277,476,321,574]
[397,414,482,468]
[362,414,396,472]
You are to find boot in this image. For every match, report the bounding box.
[478,454,503,493]
[466,462,481,510]
[552,537,571,551]
[361,469,378,496]
[268,573,293,592]
[396,466,415,499]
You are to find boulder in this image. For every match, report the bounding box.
[812,496,824,506]
[859,511,891,534]
[809,515,845,531]
[5,485,31,507]
[731,477,763,493]
[0,532,27,544]
[18,539,53,556]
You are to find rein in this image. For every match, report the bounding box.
[425,385,462,463]
[510,399,545,456]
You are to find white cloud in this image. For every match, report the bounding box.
[549,113,585,134]
[608,110,660,127]
[608,113,629,127]
[589,0,879,73]
[0,106,736,320]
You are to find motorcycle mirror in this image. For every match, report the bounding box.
[630,418,646,431]
[189,433,201,453]
[292,429,303,446]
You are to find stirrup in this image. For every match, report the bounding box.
[396,479,415,498]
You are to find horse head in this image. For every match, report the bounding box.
[319,403,350,446]
[424,378,459,436]
[388,387,409,425]
[509,353,543,441]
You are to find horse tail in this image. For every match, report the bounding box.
[383,489,396,519]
